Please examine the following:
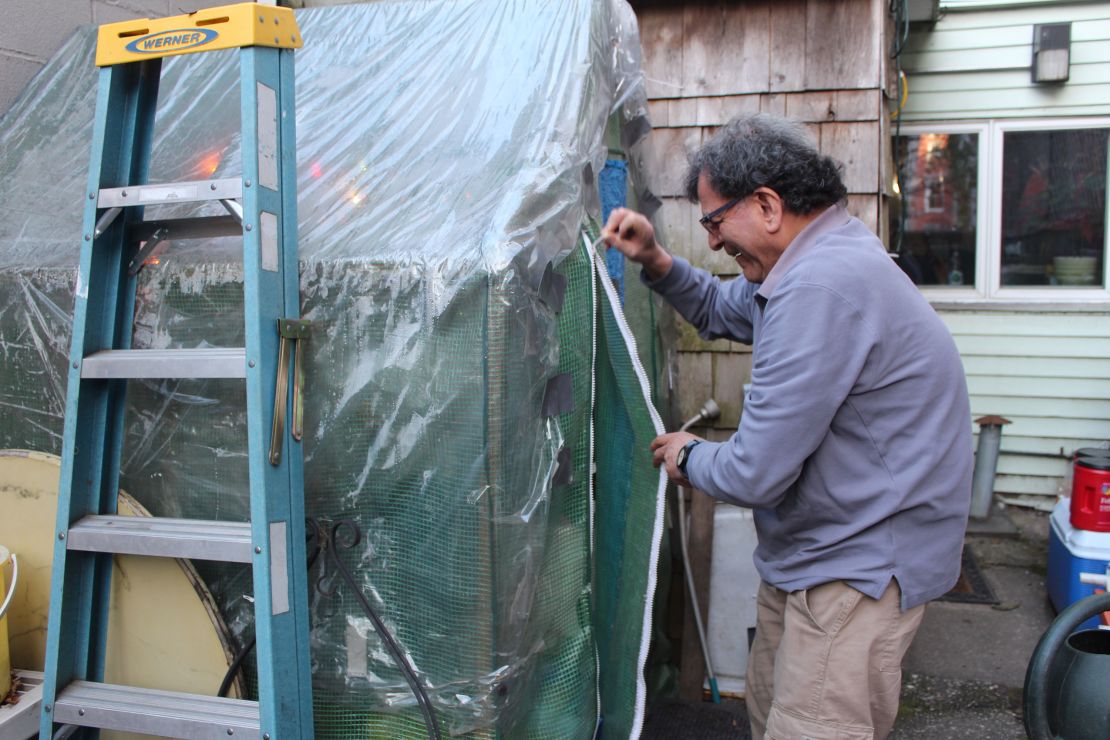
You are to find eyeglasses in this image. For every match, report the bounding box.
[698,196,745,233]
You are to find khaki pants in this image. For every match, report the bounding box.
[745,579,925,740]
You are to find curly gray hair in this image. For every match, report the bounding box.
[684,113,847,215]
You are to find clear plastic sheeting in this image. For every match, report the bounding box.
[0,1,664,738]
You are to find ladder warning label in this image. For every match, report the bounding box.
[125,28,217,55]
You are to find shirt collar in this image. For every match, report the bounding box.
[756,204,850,301]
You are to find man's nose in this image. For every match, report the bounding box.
[707,230,724,251]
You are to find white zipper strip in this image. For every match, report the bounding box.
[582,231,667,740]
[587,237,602,734]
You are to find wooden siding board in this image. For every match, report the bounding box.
[821,122,879,192]
[712,352,747,429]
[786,91,837,122]
[805,0,880,90]
[942,312,1110,337]
[902,6,1110,119]
[658,197,743,275]
[760,92,787,117]
[963,356,1110,378]
[986,415,1110,440]
[835,89,882,121]
[667,97,699,128]
[677,351,714,423]
[640,2,685,100]
[907,62,1110,93]
[999,436,1101,456]
[996,454,1070,477]
[970,396,1110,421]
[695,95,762,127]
[846,194,879,234]
[655,196,696,262]
[952,334,1110,358]
[993,473,1063,496]
[932,4,1110,29]
[644,127,702,197]
[648,98,670,128]
[682,1,771,98]
[994,472,1061,494]
[769,1,807,92]
[965,375,1110,400]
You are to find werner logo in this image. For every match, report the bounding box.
[125,28,217,55]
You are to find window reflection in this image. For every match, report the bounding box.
[1001,129,1107,287]
[892,133,979,286]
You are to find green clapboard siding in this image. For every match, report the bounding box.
[940,309,1110,497]
[902,3,1110,120]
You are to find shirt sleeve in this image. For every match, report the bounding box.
[685,280,877,508]
[642,256,758,344]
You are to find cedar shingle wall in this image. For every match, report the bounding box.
[632,0,892,429]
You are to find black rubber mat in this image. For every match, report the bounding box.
[642,698,752,739]
[938,547,999,605]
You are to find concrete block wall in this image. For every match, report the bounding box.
[0,1,226,116]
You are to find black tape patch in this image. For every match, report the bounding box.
[540,264,568,314]
[553,446,573,486]
[542,373,574,417]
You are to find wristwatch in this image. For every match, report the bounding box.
[676,440,701,477]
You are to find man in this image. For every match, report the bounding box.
[602,114,972,740]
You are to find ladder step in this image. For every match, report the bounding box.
[55,681,260,739]
[81,348,247,379]
[132,214,243,241]
[99,178,242,208]
[67,515,253,562]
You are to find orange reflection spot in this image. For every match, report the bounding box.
[199,151,221,176]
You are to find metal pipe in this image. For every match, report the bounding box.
[677,399,721,702]
[970,415,1011,520]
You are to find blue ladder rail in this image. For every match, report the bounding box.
[39,4,312,738]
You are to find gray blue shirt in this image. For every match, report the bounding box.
[648,205,972,610]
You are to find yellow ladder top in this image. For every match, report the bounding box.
[95,2,302,67]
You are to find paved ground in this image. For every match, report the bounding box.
[643,505,1056,739]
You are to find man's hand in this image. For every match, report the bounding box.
[650,431,701,486]
[602,207,673,280]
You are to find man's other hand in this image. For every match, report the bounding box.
[650,431,701,486]
[601,207,673,280]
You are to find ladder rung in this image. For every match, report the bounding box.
[67,515,253,563]
[81,348,247,379]
[99,178,242,208]
[132,214,243,241]
[55,681,259,738]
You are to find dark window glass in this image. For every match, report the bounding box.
[1001,129,1107,287]
[892,133,979,286]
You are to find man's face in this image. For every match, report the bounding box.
[697,173,780,283]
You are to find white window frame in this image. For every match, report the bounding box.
[898,117,1110,305]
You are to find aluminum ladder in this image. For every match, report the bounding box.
[39,4,313,737]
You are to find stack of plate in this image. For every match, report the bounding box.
[1053,255,1099,286]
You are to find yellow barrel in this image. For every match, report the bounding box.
[0,544,11,700]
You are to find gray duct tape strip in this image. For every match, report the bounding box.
[542,373,574,417]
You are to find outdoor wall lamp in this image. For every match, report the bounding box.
[1032,23,1071,83]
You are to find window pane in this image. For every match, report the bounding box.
[1001,129,1107,288]
[892,133,979,287]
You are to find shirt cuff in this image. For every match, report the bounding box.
[684,439,719,493]
[639,254,691,293]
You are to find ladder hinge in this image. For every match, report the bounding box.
[269,319,311,465]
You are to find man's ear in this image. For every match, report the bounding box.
[753,187,784,233]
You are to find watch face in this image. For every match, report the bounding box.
[676,446,688,470]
